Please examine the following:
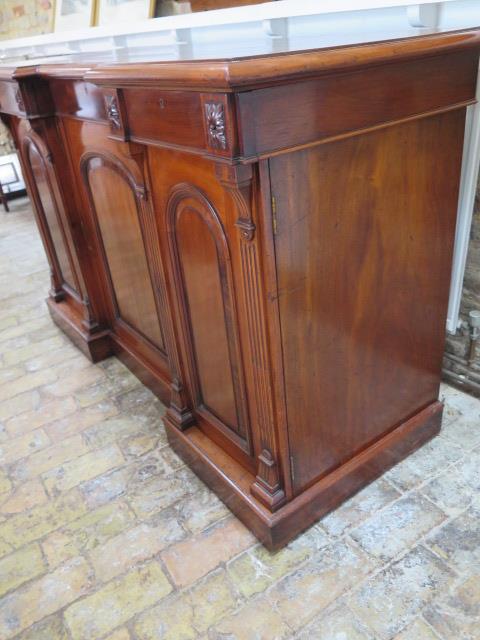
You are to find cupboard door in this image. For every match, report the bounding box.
[166,183,250,454]
[82,154,165,352]
[270,111,464,494]
[23,137,77,293]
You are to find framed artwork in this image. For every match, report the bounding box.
[95,0,155,26]
[54,0,97,32]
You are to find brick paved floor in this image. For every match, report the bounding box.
[0,197,479,640]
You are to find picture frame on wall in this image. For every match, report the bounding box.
[54,0,97,32]
[95,0,156,26]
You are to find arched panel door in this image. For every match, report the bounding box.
[167,184,252,456]
[24,138,77,292]
[81,154,165,353]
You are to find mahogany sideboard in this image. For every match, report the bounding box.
[1,30,478,549]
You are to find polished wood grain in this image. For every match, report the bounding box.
[236,49,477,159]
[60,117,172,401]
[216,162,288,510]
[28,140,77,289]
[148,147,256,472]
[4,113,113,362]
[83,157,164,350]
[170,187,244,439]
[270,110,465,494]
[49,79,106,122]
[1,29,478,548]
[123,88,205,149]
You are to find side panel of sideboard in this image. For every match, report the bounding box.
[270,109,466,494]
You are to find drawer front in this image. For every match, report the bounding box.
[123,88,205,149]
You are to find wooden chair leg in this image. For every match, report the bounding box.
[0,181,9,212]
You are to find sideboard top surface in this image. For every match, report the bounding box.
[0,28,479,91]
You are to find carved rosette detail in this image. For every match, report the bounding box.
[15,87,25,112]
[104,95,121,130]
[204,103,227,150]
